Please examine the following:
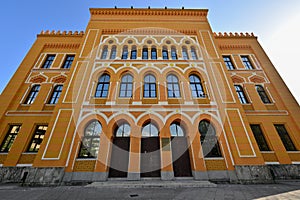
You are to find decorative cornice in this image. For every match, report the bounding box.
[38,30,84,37]
[219,44,252,50]
[102,28,197,35]
[43,43,81,49]
[90,8,208,17]
[214,32,257,38]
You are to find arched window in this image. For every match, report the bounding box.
[119,74,133,97]
[142,46,148,60]
[191,47,198,60]
[234,85,249,104]
[78,121,102,158]
[101,45,108,59]
[48,85,63,104]
[142,123,159,137]
[122,46,128,60]
[116,123,131,137]
[144,74,156,98]
[131,46,137,59]
[170,123,184,137]
[182,46,189,60]
[162,46,168,60]
[24,85,40,104]
[256,85,271,104]
[167,74,181,98]
[95,74,110,98]
[171,46,177,60]
[189,75,205,98]
[198,120,222,157]
[151,47,157,60]
[110,46,117,59]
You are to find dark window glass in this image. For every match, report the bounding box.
[122,46,128,59]
[142,47,148,60]
[78,121,102,158]
[191,47,198,60]
[167,74,181,98]
[110,46,117,59]
[144,75,156,98]
[142,123,159,137]
[171,47,177,60]
[234,85,249,104]
[116,123,131,137]
[189,75,205,98]
[274,125,297,151]
[0,125,21,152]
[130,46,137,59]
[182,47,189,60]
[101,46,108,59]
[151,47,157,60]
[256,85,271,104]
[27,125,48,152]
[119,74,133,98]
[24,85,40,104]
[170,123,184,137]
[250,124,270,151]
[42,55,55,69]
[62,55,74,69]
[241,56,254,69]
[95,74,110,98]
[198,120,222,158]
[48,85,63,104]
[162,47,168,60]
[223,56,235,70]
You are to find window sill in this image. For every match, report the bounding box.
[23,152,38,154]
[76,158,97,161]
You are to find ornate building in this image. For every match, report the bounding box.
[0,7,299,185]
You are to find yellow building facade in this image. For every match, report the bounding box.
[0,8,299,185]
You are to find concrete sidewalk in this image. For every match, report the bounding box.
[0,180,299,199]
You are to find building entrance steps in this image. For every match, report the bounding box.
[85,180,217,188]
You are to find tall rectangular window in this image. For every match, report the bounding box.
[234,85,249,104]
[62,55,74,69]
[24,85,40,104]
[241,55,254,69]
[27,125,48,152]
[48,85,63,104]
[0,125,21,152]
[42,55,55,69]
[223,56,235,70]
[274,124,297,151]
[250,125,270,151]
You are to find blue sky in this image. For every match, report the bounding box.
[0,0,299,103]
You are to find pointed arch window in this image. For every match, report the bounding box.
[170,123,184,137]
[122,46,128,60]
[24,85,40,104]
[162,46,169,60]
[119,74,133,98]
[142,47,148,60]
[256,85,271,104]
[95,74,110,98]
[199,120,222,157]
[101,45,108,59]
[151,47,157,60]
[189,75,205,98]
[167,74,181,98]
[78,121,102,158]
[110,46,117,59]
[116,123,131,137]
[234,85,249,104]
[144,74,156,98]
[48,85,63,104]
[171,46,177,60]
[142,123,159,137]
[182,46,189,60]
[130,46,137,59]
[191,47,198,60]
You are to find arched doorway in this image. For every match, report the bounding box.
[108,123,131,178]
[140,123,161,177]
[170,123,192,177]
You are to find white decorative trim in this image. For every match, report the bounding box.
[79,29,99,58]
[265,162,280,165]
[16,164,33,167]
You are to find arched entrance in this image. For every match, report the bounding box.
[170,123,192,177]
[108,123,131,178]
[140,123,161,177]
